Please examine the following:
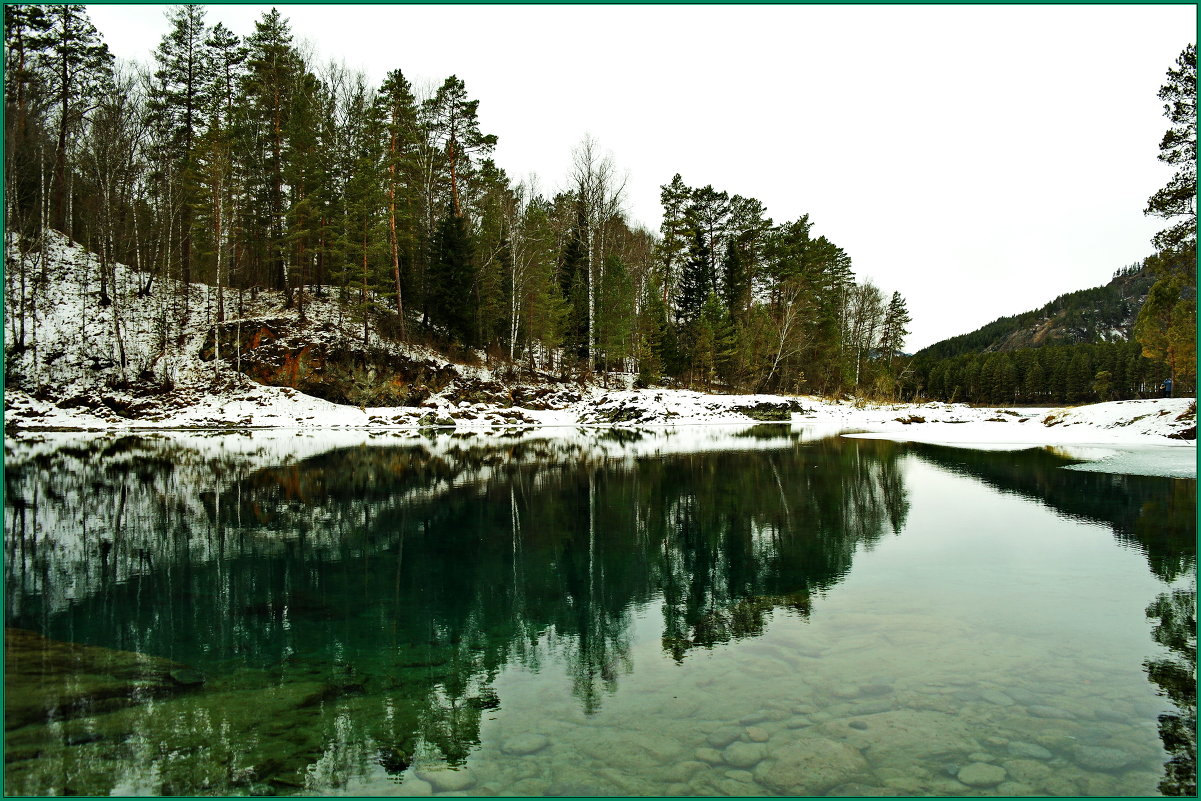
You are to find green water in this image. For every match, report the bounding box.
[3,427,1195,796]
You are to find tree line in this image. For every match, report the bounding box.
[913,341,1171,406]
[3,4,912,398]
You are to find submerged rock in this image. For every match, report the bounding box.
[722,741,766,768]
[957,762,1006,787]
[705,726,743,748]
[414,766,477,792]
[756,739,870,793]
[744,726,771,742]
[1071,744,1138,772]
[1007,741,1053,760]
[168,669,206,687]
[5,627,199,730]
[1027,704,1076,719]
[980,689,1014,706]
[501,733,550,756]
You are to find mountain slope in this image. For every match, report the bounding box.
[915,266,1154,361]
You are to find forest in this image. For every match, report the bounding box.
[2,5,1194,406]
[2,4,912,400]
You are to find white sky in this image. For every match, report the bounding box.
[88,3,1194,351]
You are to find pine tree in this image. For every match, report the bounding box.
[339,77,389,351]
[421,76,496,218]
[374,68,422,331]
[1145,43,1196,255]
[879,291,912,370]
[657,173,692,306]
[559,198,590,362]
[240,8,302,293]
[676,227,713,327]
[429,205,477,346]
[597,254,635,375]
[148,4,211,293]
[41,4,114,234]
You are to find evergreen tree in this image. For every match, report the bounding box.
[676,227,713,327]
[41,4,114,234]
[657,173,691,306]
[1145,43,1196,254]
[879,291,912,370]
[148,3,211,291]
[429,205,477,346]
[240,8,302,292]
[559,198,590,362]
[374,68,422,330]
[596,254,636,374]
[421,75,496,217]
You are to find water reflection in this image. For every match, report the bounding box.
[908,443,1197,796]
[3,430,1194,796]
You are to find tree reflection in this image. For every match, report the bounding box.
[5,431,912,794]
[909,443,1197,796]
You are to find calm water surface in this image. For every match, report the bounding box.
[3,427,1195,796]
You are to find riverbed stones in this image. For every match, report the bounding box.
[957,762,1006,787]
[1004,687,1041,705]
[1027,705,1076,719]
[500,734,549,756]
[745,726,770,742]
[706,726,742,748]
[1001,759,1052,785]
[1071,744,1137,772]
[755,739,870,794]
[694,747,724,765]
[722,741,766,768]
[4,627,197,728]
[414,767,476,792]
[981,689,1014,706]
[397,778,433,796]
[1093,707,1132,724]
[661,761,706,783]
[815,709,980,761]
[1007,741,1053,760]
[168,668,206,687]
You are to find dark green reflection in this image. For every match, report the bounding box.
[3,433,909,794]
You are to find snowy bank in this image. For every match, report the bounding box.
[5,389,1195,478]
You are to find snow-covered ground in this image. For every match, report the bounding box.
[3,232,1195,478]
[6,390,1195,478]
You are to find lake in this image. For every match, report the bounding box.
[3,426,1195,796]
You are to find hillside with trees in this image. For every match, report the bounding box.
[3,4,911,410]
[909,42,1196,408]
[2,7,1192,415]
[914,265,1154,363]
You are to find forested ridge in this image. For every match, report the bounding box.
[909,42,1197,406]
[2,6,1194,408]
[909,266,1175,405]
[914,266,1154,362]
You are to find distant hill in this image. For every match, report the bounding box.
[915,266,1155,361]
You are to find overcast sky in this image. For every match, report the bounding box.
[88,4,1194,351]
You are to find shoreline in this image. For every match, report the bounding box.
[6,389,1195,478]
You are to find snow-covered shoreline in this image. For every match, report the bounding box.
[5,387,1195,478]
[3,232,1194,477]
